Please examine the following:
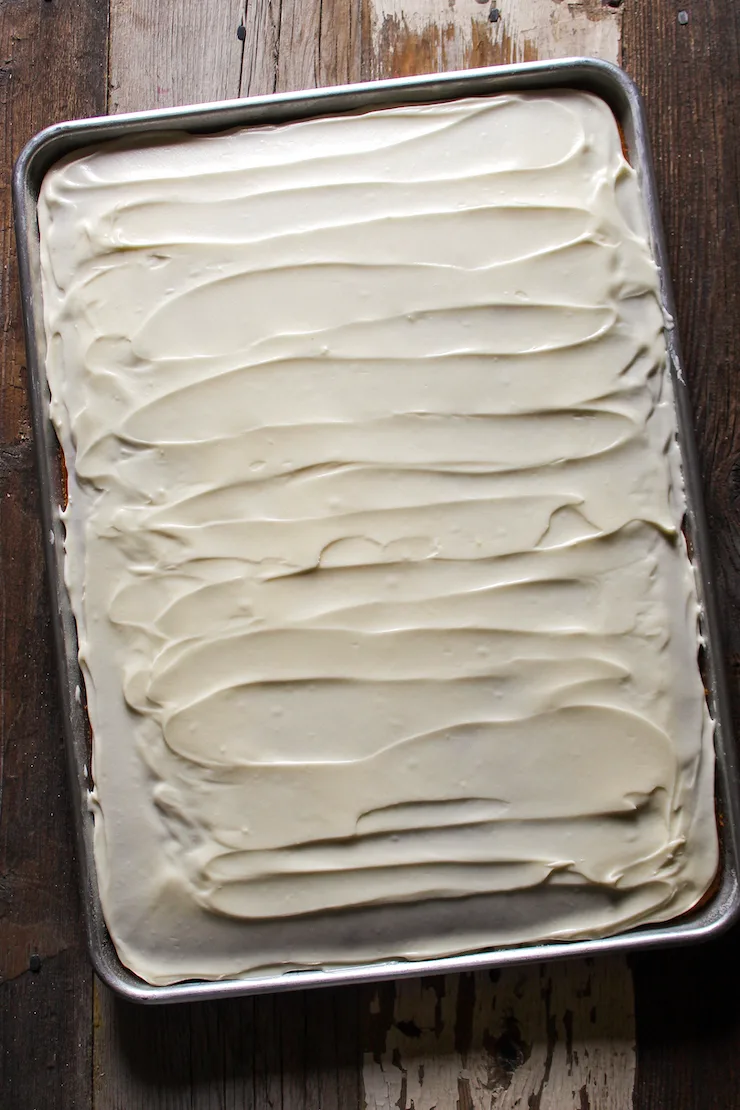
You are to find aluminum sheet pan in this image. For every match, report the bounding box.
[13,57,740,1004]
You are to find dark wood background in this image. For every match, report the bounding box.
[0,2,738,1107]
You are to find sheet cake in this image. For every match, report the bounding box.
[38,91,718,985]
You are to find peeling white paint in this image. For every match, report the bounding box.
[369,0,620,69]
[363,960,635,1110]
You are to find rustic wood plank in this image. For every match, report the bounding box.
[94,979,364,1110]
[364,0,621,79]
[631,930,740,1110]
[241,0,364,95]
[319,0,364,87]
[241,0,283,97]
[95,988,296,1110]
[93,986,194,1109]
[190,999,258,1110]
[363,962,635,1110]
[274,0,323,92]
[0,2,108,1108]
[241,0,621,95]
[108,0,247,113]
[622,2,740,1104]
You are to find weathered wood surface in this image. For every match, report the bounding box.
[0,2,108,1108]
[624,1,740,1103]
[364,0,620,78]
[117,0,624,102]
[363,965,634,1110]
[108,0,245,113]
[2,1,740,1108]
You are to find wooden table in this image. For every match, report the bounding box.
[1,2,738,1106]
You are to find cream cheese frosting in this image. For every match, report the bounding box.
[38,90,718,985]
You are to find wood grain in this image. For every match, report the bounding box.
[241,0,364,96]
[365,0,620,78]
[93,985,365,1109]
[363,963,634,1110]
[108,0,246,112]
[622,2,740,1104]
[0,2,108,1107]
[240,0,622,97]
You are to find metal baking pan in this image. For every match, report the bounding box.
[13,57,740,1004]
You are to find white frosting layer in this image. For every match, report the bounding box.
[39,91,717,985]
